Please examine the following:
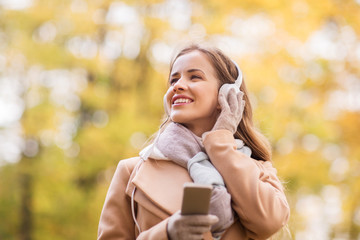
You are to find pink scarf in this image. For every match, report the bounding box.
[156,122,204,167]
[140,122,234,237]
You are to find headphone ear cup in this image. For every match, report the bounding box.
[163,94,170,116]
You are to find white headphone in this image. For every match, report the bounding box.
[231,59,243,89]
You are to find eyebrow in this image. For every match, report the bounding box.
[170,68,205,77]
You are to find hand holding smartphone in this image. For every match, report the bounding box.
[181,182,212,215]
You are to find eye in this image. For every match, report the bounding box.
[191,75,201,80]
[170,78,178,85]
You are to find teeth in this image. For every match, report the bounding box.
[174,98,192,104]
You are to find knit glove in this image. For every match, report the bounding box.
[212,84,245,134]
[167,211,218,240]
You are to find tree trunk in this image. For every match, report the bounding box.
[19,171,32,240]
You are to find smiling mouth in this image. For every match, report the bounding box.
[172,98,193,105]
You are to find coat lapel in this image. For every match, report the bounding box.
[126,158,193,217]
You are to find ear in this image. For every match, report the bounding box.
[216,98,221,110]
[216,102,221,110]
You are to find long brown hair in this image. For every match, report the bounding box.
[166,44,272,162]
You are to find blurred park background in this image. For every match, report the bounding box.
[0,0,359,239]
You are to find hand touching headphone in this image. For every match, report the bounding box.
[211,60,245,134]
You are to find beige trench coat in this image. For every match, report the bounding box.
[98,130,290,240]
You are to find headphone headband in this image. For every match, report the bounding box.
[231,60,243,87]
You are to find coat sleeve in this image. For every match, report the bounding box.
[98,159,137,239]
[98,158,170,240]
[203,130,290,240]
[137,218,169,240]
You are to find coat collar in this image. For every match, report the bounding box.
[126,158,193,217]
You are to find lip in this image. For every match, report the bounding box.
[171,94,194,106]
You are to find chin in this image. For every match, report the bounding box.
[170,116,185,124]
[170,114,189,124]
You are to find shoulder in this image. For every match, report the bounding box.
[254,159,277,174]
[110,157,142,184]
[108,157,142,195]
[116,156,142,175]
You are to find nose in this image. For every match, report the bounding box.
[172,77,187,92]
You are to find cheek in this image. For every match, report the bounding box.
[207,88,219,108]
[210,96,220,112]
[197,89,219,113]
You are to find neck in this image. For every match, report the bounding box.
[173,110,220,137]
[183,121,215,137]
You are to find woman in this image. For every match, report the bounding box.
[97,44,290,240]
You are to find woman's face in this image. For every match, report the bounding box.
[165,50,220,136]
